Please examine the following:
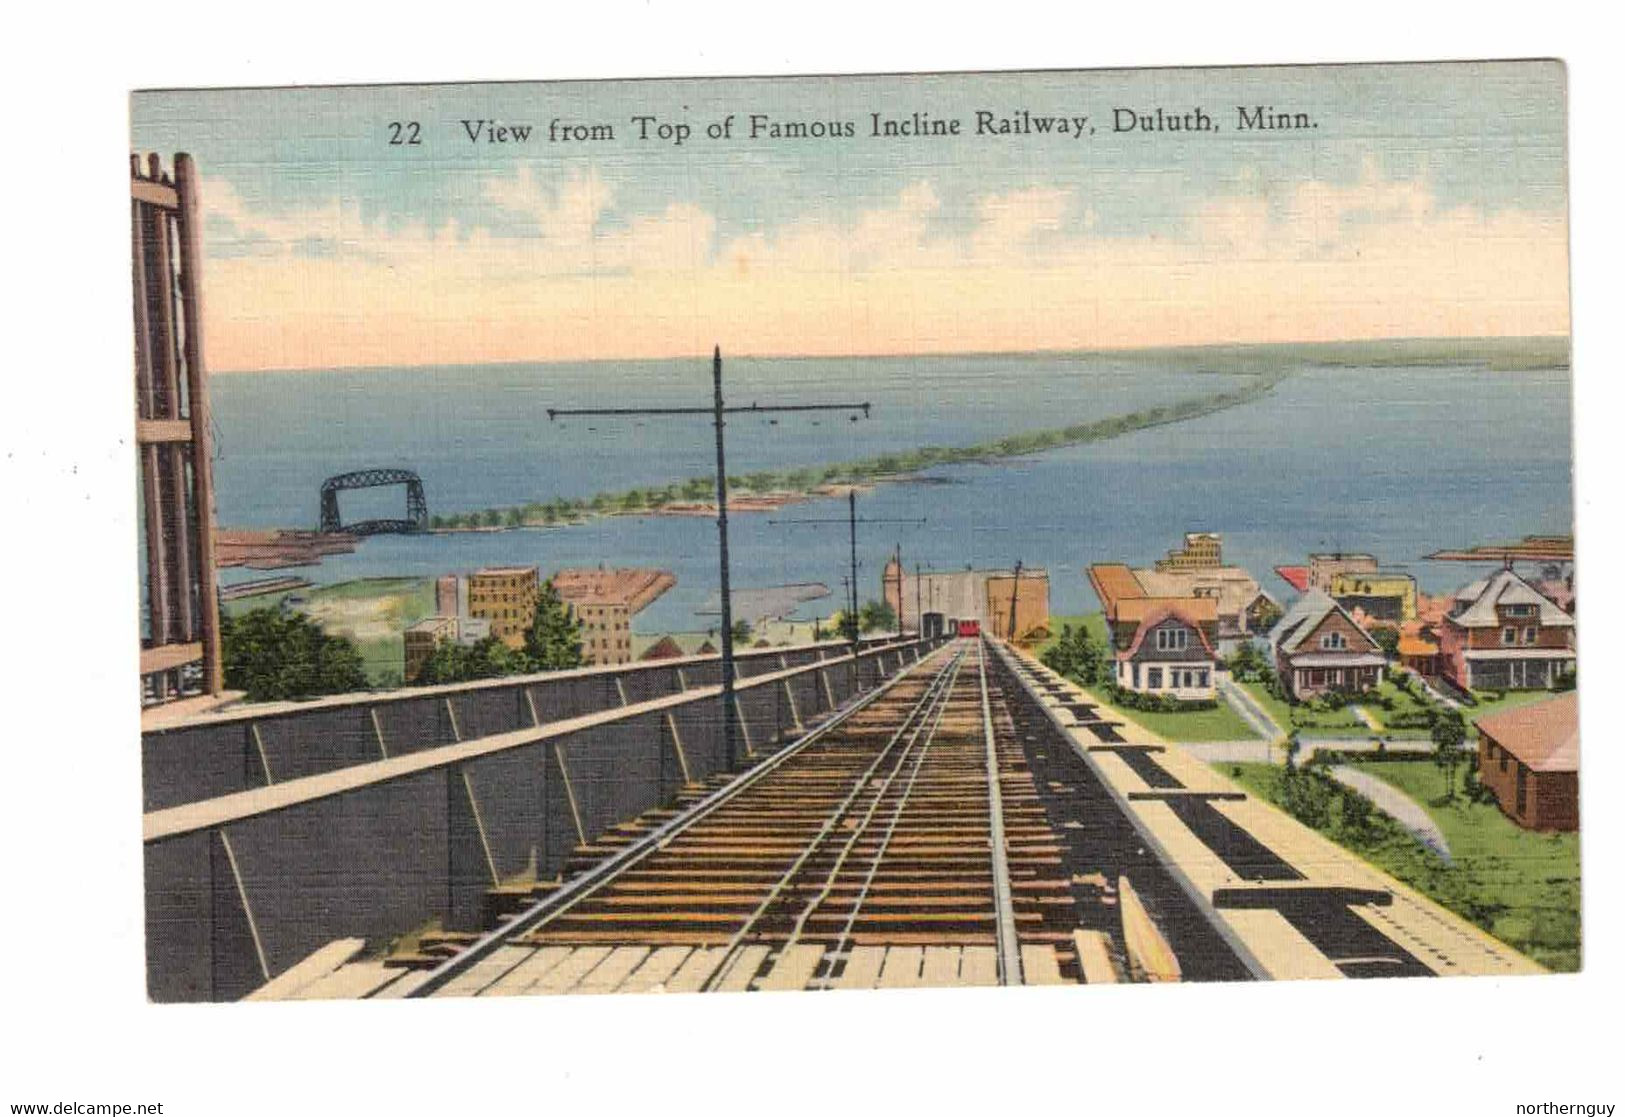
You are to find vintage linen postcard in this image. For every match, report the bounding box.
[132,61,1574,1002]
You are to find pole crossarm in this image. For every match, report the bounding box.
[543,348,875,769]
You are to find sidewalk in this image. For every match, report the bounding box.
[1217,676,1285,742]
[1327,764,1453,863]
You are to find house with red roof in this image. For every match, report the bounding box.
[1113,606,1219,699]
[1475,692,1578,831]
[1438,568,1575,691]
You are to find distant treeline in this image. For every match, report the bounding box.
[429,367,1293,531]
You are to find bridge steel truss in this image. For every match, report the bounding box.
[318,468,428,535]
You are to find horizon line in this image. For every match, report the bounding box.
[208,330,1571,377]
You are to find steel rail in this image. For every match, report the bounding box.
[775,649,966,965]
[696,647,968,990]
[980,638,1025,985]
[409,642,955,997]
[802,647,968,984]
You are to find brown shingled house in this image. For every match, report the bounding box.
[1475,692,1578,831]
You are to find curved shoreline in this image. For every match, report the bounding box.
[426,368,1292,532]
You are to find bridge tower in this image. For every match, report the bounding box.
[133,152,222,704]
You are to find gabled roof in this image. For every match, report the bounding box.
[1448,568,1575,629]
[1118,607,1218,661]
[1267,590,1380,655]
[1476,692,1578,772]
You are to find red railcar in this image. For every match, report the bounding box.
[957,619,981,637]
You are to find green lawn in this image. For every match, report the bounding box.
[1239,678,1445,739]
[1356,679,1441,739]
[1462,688,1566,723]
[1224,759,1579,972]
[1110,700,1261,742]
[1238,680,1368,736]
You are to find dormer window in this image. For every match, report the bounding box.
[1504,603,1536,618]
[1320,631,1346,651]
[1156,627,1189,652]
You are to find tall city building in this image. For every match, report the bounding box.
[467,566,540,648]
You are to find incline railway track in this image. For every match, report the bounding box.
[243,635,1537,1001]
[396,639,1097,996]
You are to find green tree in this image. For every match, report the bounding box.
[1251,599,1283,631]
[730,618,753,645]
[859,599,897,633]
[523,579,585,671]
[1042,624,1079,677]
[417,635,522,685]
[1044,622,1107,686]
[219,607,369,702]
[1226,640,1268,683]
[1431,707,1468,802]
[1370,625,1401,659]
[829,610,860,642]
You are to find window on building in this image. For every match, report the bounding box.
[1523,626,1537,645]
[1502,626,1517,645]
[1146,667,1163,689]
[1155,627,1189,652]
[1320,631,1346,651]
[1197,670,1209,688]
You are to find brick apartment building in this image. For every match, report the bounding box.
[467,566,540,649]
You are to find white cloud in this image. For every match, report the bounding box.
[193,164,1569,371]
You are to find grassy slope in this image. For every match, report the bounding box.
[1462,688,1563,722]
[1224,760,1579,972]
[1041,613,1259,742]
[227,577,436,685]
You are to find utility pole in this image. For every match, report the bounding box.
[914,562,923,637]
[890,542,905,632]
[1007,560,1023,641]
[549,347,869,768]
[769,497,923,640]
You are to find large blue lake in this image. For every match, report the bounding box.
[209,350,1573,632]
